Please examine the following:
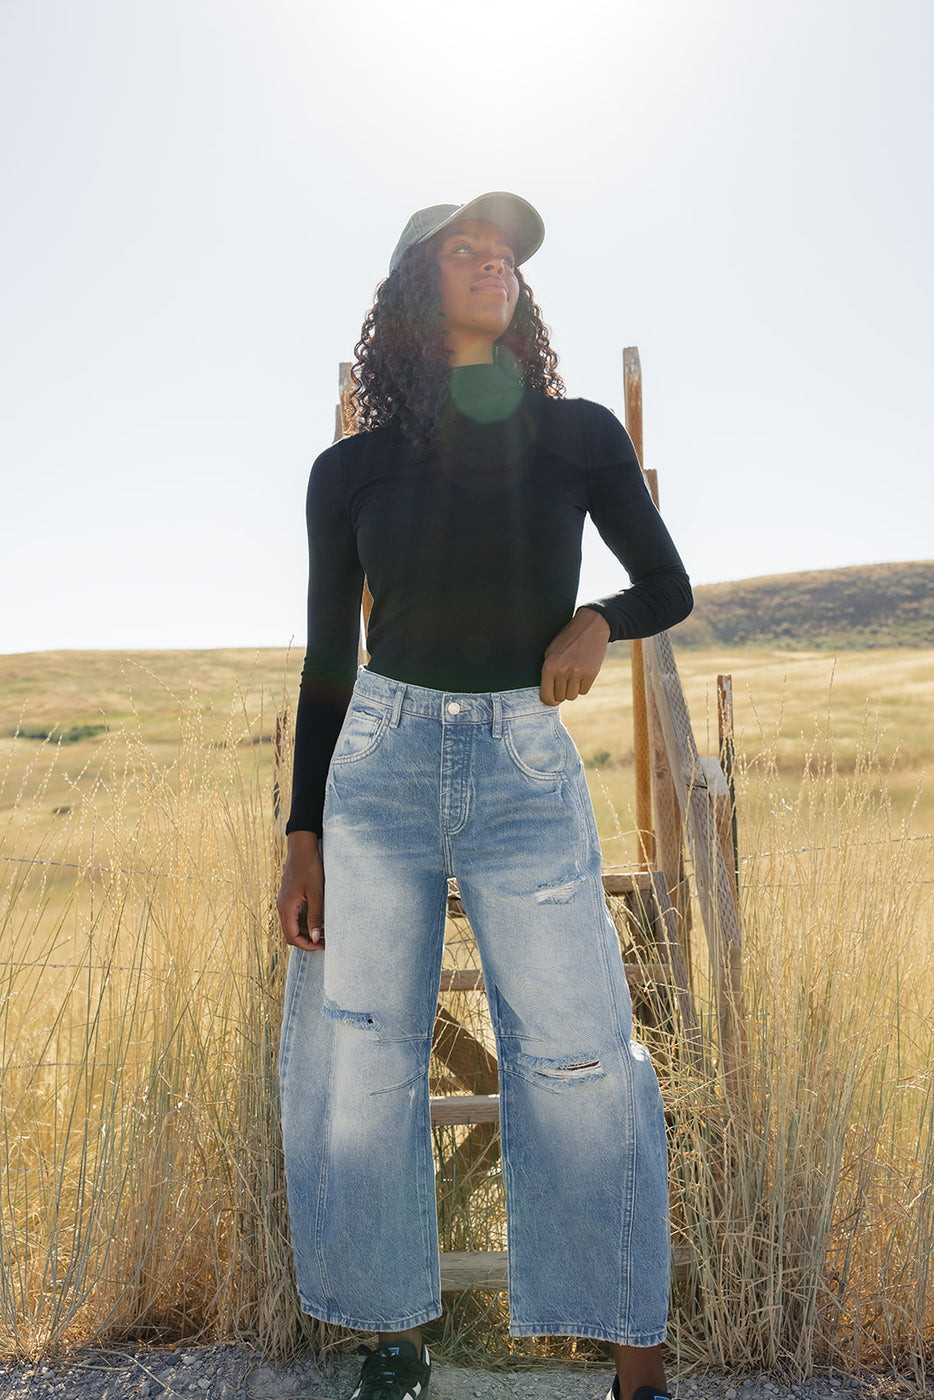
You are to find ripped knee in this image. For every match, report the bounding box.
[322,995,385,1034]
[514,1049,606,1089]
[534,874,584,905]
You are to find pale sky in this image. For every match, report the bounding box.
[1,0,931,654]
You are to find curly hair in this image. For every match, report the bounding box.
[351,239,564,457]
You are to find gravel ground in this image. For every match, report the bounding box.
[0,1345,917,1400]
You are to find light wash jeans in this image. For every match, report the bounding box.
[279,668,670,1345]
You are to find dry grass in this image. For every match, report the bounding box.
[563,645,934,862]
[666,727,934,1382]
[0,648,932,1378]
[0,681,313,1358]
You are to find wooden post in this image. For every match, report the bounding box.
[338,361,356,437]
[623,348,654,868]
[648,677,692,976]
[643,633,746,1097]
[624,367,687,948]
[336,362,374,644]
[717,674,740,905]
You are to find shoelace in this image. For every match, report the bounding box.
[358,1347,408,1395]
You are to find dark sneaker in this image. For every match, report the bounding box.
[607,1384,673,1400]
[350,1340,431,1399]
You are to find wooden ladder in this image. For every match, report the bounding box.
[430,869,700,1292]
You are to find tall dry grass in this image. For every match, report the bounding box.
[666,723,934,1382]
[1,673,932,1380]
[0,687,316,1358]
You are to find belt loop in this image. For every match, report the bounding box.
[390,683,406,729]
[491,692,503,740]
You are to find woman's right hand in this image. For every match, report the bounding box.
[277,830,325,951]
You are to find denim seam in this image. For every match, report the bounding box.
[563,766,590,886]
[579,863,638,1331]
[298,1297,443,1331]
[367,1068,425,1097]
[500,1051,518,1313]
[413,878,448,1303]
[414,1045,436,1305]
[312,981,339,1303]
[619,1024,637,1332]
[277,946,308,1089]
[508,1321,668,1347]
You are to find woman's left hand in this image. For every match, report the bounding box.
[540,607,612,705]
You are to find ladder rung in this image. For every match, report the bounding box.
[447,871,653,918]
[439,968,485,991]
[440,1250,508,1290]
[433,1092,678,1128]
[431,1094,499,1125]
[438,964,673,995]
[625,961,672,988]
[602,871,654,894]
[440,1246,690,1292]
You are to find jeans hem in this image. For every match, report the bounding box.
[297,1296,442,1331]
[508,1322,668,1347]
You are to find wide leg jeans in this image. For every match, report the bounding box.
[278,668,670,1345]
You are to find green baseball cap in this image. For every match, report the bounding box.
[388,191,545,275]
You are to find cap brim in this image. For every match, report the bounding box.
[391,191,544,274]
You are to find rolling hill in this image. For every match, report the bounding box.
[667,560,934,650]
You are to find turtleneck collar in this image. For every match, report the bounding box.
[448,361,524,424]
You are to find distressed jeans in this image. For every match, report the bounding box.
[279,668,670,1344]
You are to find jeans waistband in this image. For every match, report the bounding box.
[356,667,552,725]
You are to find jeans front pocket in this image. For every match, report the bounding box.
[503,710,575,780]
[330,701,390,766]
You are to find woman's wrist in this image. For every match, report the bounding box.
[287,829,320,853]
[575,606,612,640]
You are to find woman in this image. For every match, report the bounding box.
[277,192,691,1400]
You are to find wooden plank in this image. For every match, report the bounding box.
[624,961,671,989]
[646,610,690,966]
[439,962,668,996]
[439,968,485,992]
[432,1007,499,1094]
[649,871,704,1073]
[440,1247,690,1292]
[338,361,356,437]
[431,1094,499,1125]
[602,871,653,894]
[440,1251,508,1290]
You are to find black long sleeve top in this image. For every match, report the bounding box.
[286,363,692,836]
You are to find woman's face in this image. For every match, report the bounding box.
[433,219,520,365]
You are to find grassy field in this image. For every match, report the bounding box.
[565,644,934,865]
[1,644,932,1375]
[3,644,932,861]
